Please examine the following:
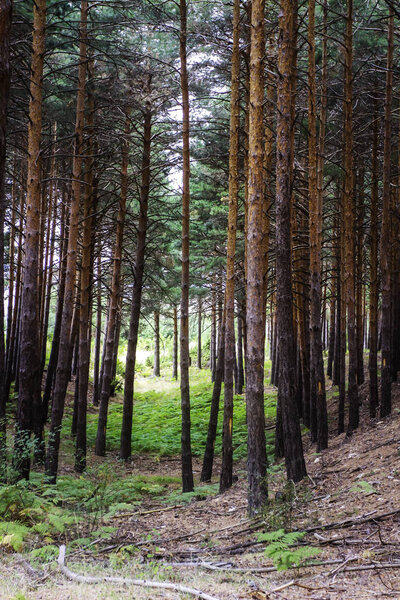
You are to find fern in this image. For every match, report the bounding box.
[258,529,321,571]
[0,521,30,551]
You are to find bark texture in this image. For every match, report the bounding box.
[15,0,46,479]
[246,0,268,514]
[45,1,88,483]
[380,9,394,418]
[119,90,152,461]
[220,0,240,494]
[0,0,12,476]
[275,0,307,483]
[179,0,194,493]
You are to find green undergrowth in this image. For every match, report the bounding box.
[71,370,277,460]
[258,529,321,570]
[0,467,180,554]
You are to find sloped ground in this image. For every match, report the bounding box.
[1,377,400,599]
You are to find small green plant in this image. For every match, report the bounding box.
[350,480,377,495]
[164,483,219,505]
[0,521,30,551]
[258,529,321,571]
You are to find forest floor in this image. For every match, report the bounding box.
[1,370,400,599]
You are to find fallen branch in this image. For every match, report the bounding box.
[111,504,184,520]
[57,545,221,600]
[300,507,400,534]
[16,555,46,580]
[167,558,400,575]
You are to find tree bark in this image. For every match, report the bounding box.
[14,0,46,479]
[235,308,244,395]
[369,105,379,418]
[119,86,152,461]
[153,311,160,377]
[42,187,68,424]
[75,70,95,472]
[276,0,307,483]
[246,0,268,514]
[308,0,328,451]
[380,8,394,418]
[45,0,88,483]
[95,113,129,456]
[0,0,13,478]
[201,313,225,483]
[197,298,202,370]
[93,254,102,405]
[343,0,359,434]
[179,0,194,493]
[220,0,240,494]
[172,305,178,380]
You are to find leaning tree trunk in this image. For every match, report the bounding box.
[276,0,307,483]
[119,86,152,461]
[380,8,394,419]
[45,0,87,483]
[246,0,268,514]
[201,313,225,483]
[220,0,240,494]
[0,0,13,479]
[95,113,129,456]
[308,0,328,451]
[14,0,46,479]
[179,0,194,493]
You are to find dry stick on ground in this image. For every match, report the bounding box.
[155,508,400,559]
[168,558,400,575]
[111,504,185,519]
[57,545,221,600]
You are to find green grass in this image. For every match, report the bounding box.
[65,369,277,460]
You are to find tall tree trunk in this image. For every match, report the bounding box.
[153,311,160,377]
[172,305,178,380]
[201,314,225,483]
[5,159,16,388]
[356,168,365,385]
[369,101,379,417]
[75,71,95,472]
[14,0,46,479]
[276,0,307,483]
[210,278,216,381]
[246,0,268,514]
[197,297,202,369]
[0,0,13,478]
[119,85,152,461]
[42,187,68,424]
[343,0,359,434]
[220,0,240,494]
[40,164,57,375]
[235,308,244,395]
[93,253,102,405]
[338,195,346,434]
[5,179,23,402]
[45,0,88,483]
[95,113,129,456]
[179,0,194,493]
[308,0,328,451]
[380,8,394,418]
